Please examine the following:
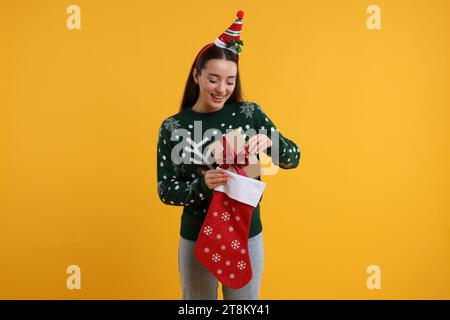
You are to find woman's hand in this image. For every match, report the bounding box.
[246,133,272,155]
[204,168,230,190]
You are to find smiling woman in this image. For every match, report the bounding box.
[192,59,238,111]
[180,44,244,113]
[156,10,301,300]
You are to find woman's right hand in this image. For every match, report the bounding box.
[204,168,230,190]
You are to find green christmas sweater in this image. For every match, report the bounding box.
[156,101,301,241]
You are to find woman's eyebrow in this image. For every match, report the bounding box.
[207,73,236,79]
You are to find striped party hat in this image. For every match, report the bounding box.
[214,10,245,54]
[195,10,245,67]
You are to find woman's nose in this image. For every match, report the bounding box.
[216,83,226,94]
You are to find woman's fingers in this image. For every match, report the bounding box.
[206,179,229,189]
[204,168,230,189]
[249,142,267,153]
[207,177,229,183]
[206,170,229,179]
[206,173,227,179]
[249,141,270,154]
[247,134,272,154]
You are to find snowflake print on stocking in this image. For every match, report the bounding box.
[221,212,230,221]
[194,170,266,289]
[237,261,246,270]
[203,226,213,236]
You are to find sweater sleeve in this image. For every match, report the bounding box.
[250,102,301,169]
[156,120,214,207]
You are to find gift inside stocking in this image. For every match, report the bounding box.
[194,170,266,289]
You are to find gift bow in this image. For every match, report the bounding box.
[219,135,249,177]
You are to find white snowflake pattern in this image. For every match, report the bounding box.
[237,261,247,270]
[203,226,213,236]
[240,102,255,118]
[185,178,198,193]
[231,240,240,249]
[255,103,264,114]
[221,212,230,221]
[204,247,210,253]
[217,269,222,275]
[229,273,235,279]
[163,117,181,132]
[235,216,241,222]
[241,248,246,254]
[221,245,226,251]
[157,181,163,195]
[225,260,231,266]
[213,211,218,217]
[216,233,222,240]
[212,253,221,263]
[228,226,234,232]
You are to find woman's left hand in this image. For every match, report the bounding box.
[246,133,272,155]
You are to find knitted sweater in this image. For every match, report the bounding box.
[156,101,301,241]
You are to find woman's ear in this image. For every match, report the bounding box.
[193,68,199,84]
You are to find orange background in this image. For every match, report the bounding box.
[1,0,449,299]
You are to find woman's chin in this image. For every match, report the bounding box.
[207,101,225,109]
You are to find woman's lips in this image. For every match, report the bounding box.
[211,94,225,102]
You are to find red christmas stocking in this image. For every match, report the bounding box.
[194,170,266,289]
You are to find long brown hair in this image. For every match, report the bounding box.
[179,44,245,112]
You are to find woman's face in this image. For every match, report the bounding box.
[194,58,237,111]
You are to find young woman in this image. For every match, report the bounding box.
[156,11,300,300]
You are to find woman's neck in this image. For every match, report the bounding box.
[191,100,223,113]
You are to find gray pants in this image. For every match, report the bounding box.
[178,232,264,300]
